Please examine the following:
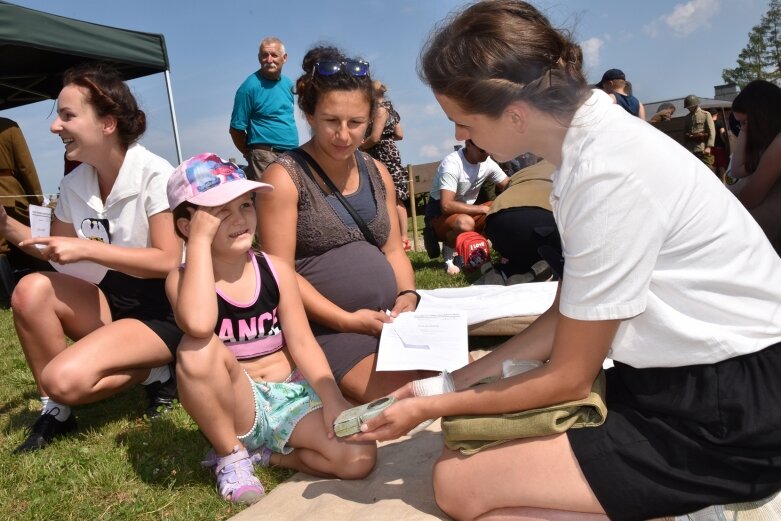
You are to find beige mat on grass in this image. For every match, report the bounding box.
[230,420,449,521]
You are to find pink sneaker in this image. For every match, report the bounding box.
[202,445,265,504]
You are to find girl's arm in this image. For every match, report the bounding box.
[165,207,224,337]
[732,132,781,209]
[269,253,350,435]
[257,163,391,336]
[374,160,417,316]
[19,211,182,278]
[360,105,389,150]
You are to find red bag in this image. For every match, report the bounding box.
[454,231,491,272]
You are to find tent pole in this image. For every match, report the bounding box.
[164,70,183,164]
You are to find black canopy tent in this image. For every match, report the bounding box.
[0,0,182,162]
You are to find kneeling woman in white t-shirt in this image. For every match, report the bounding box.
[0,64,183,453]
[353,2,781,520]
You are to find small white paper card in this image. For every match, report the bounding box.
[376,311,469,372]
[28,204,52,250]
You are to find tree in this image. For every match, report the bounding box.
[722,0,781,87]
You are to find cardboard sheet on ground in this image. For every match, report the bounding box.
[230,420,450,521]
[376,311,468,372]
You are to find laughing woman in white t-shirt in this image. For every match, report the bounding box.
[352,2,781,520]
[0,64,183,454]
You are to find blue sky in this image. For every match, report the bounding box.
[3,0,770,194]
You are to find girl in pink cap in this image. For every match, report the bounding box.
[166,153,375,505]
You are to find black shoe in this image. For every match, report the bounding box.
[473,264,507,286]
[529,260,552,281]
[144,373,178,419]
[423,225,441,259]
[14,410,77,453]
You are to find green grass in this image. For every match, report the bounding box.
[0,246,505,520]
[0,308,294,520]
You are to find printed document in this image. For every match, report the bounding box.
[376,311,469,372]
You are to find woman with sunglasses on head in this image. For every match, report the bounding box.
[257,46,431,404]
[352,2,781,519]
[0,63,182,453]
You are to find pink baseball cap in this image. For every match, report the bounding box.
[167,153,273,209]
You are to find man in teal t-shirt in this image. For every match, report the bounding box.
[229,36,298,180]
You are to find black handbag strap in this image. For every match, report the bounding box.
[288,148,379,247]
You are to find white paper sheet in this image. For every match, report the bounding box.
[376,311,469,372]
[417,281,558,325]
[28,204,52,250]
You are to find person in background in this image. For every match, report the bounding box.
[230,36,298,180]
[0,64,182,453]
[708,108,729,179]
[353,2,781,519]
[257,45,430,404]
[596,68,646,119]
[479,156,559,285]
[649,102,676,123]
[361,80,411,250]
[165,154,375,505]
[423,139,509,274]
[0,117,50,306]
[727,79,781,255]
[683,94,716,171]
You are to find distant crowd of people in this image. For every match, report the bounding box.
[2,1,781,519]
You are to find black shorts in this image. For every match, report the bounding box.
[98,270,182,355]
[568,342,781,520]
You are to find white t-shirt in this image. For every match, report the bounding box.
[53,143,174,283]
[429,149,507,204]
[554,90,781,368]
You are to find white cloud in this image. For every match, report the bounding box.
[579,37,605,73]
[423,103,441,115]
[645,0,721,37]
[420,145,442,158]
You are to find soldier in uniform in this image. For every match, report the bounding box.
[683,95,716,172]
[0,117,49,306]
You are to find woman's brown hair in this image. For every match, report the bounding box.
[62,62,146,145]
[419,0,589,120]
[731,80,781,174]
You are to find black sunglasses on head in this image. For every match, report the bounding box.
[312,60,370,78]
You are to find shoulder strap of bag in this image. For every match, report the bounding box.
[288,148,379,247]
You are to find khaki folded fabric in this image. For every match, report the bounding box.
[442,370,607,455]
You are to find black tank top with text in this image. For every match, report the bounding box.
[215,252,285,359]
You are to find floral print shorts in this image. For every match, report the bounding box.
[238,369,322,454]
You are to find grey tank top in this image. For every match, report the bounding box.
[275,151,390,259]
